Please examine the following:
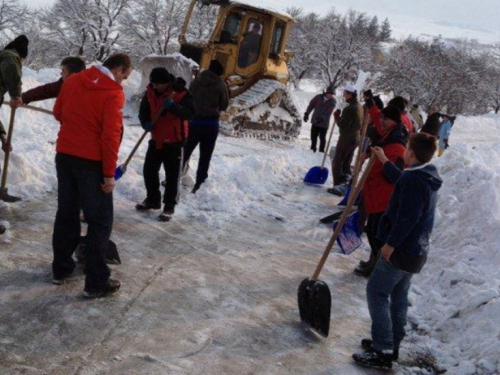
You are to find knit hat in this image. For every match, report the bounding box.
[343,84,357,94]
[325,85,335,94]
[149,67,174,84]
[381,105,401,123]
[208,59,224,76]
[4,34,29,59]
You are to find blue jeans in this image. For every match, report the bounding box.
[366,257,413,352]
[52,154,113,291]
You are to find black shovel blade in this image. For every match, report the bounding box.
[319,210,343,224]
[297,277,331,337]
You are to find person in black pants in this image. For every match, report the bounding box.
[136,68,194,221]
[183,59,229,193]
[303,85,336,152]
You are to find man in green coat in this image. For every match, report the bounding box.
[0,34,28,202]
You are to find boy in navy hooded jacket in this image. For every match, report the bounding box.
[352,132,442,370]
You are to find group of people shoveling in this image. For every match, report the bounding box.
[302,85,445,370]
[0,35,228,298]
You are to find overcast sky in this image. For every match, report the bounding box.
[24,0,499,44]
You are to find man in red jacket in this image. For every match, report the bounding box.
[52,53,132,298]
[136,68,194,221]
[22,57,85,104]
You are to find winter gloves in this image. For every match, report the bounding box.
[142,121,153,132]
[163,98,174,109]
[303,113,309,122]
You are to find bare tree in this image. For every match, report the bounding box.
[121,0,188,59]
[0,0,31,41]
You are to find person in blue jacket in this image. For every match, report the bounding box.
[438,114,453,156]
[352,132,442,370]
[303,86,336,153]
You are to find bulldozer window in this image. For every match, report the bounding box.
[220,13,241,44]
[238,20,263,68]
[270,21,285,58]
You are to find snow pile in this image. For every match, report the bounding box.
[2,68,500,374]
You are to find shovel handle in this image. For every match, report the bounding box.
[310,155,375,281]
[351,110,371,186]
[0,108,16,192]
[21,104,53,115]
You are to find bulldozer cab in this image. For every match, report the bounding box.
[180,1,293,95]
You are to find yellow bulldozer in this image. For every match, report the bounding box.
[138,0,301,138]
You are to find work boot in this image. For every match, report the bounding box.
[352,349,393,370]
[135,199,161,211]
[158,206,174,222]
[0,188,21,202]
[83,279,121,298]
[361,338,399,361]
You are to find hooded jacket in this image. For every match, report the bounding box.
[378,162,443,273]
[0,49,23,100]
[53,66,124,177]
[305,94,336,129]
[189,69,229,120]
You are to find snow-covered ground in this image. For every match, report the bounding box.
[0,69,499,375]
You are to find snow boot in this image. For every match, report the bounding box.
[352,349,393,370]
[158,206,174,222]
[135,199,161,211]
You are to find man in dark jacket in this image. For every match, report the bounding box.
[184,59,229,193]
[303,86,336,153]
[22,57,85,104]
[0,35,29,202]
[136,68,194,221]
[352,132,442,370]
[328,84,362,194]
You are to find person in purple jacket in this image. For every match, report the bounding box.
[353,132,442,370]
[21,57,85,104]
[303,86,336,153]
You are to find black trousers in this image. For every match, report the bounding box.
[310,125,328,152]
[365,212,384,268]
[143,140,183,209]
[183,123,219,186]
[52,154,113,291]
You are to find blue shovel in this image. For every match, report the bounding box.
[303,120,336,185]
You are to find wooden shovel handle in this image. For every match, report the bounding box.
[21,104,53,115]
[119,101,168,169]
[310,154,375,281]
[0,108,16,192]
[351,110,371,186]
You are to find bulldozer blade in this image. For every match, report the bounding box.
[298,277,331,337]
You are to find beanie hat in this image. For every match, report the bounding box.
[208,59,224,76]
[325,85,335,94]
[363,89,373,98]
[388,96,406,111]
[149,67,173,84]
[381,105,401,123]
[4,34,29,59]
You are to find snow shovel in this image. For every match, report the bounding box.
[114,105,166,180]
[0,108,21,202]
[303,121,336,185]
[298,155,374,337]
[333,211,362,255]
